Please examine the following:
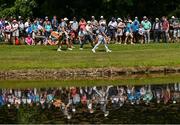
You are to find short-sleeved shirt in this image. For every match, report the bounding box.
[71,21,78,31]
[141,21,151,30]
[45,24,52,32]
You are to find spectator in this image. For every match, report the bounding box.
[71,17,79,40]
[52,16,58,31]
[91,16,99,34]
[78,27,87,50]
[79,18,87,31]
[25,34,34,45]
[132,17,140,43]
[108,17,117,41]
[152,18,162,42]
[99,16,106,25]
[11,19,19,44]
[162,16,169,43]
[171,16,179,42]
[124,20,133,45]
[141,16,151,43]
[116,18,125,44]
[138,24,145,44]
[44,21,52,39]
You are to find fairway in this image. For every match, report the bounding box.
[0,43,180,70]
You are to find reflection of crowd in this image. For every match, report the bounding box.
[0,83,180,119]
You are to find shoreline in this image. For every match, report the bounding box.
[1,66,180,80]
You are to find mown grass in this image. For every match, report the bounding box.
[0,43,180,70]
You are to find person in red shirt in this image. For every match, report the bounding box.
[162,16,169,43]
[79,18,87,31]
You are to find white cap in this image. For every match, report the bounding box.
[100,16,104,19]
[155,18,159,20]
[128,20,132,23]
[117,18,122,21]
[64,17,68,21]
[69,21,73,24]
[87,21,91,24]
[171,16,175,19]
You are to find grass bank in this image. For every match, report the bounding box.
[0,43,180,70]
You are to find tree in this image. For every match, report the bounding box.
[0,0,37,18]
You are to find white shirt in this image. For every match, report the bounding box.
[108,21,117,29]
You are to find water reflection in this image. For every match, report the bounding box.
[0,83,180,123]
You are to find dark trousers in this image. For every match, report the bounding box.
[133,31,139,43]
[153,30,161,42]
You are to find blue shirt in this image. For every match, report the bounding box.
[132,20,139,32]
[45,24,52,32]
[31,24,38,32]
[125,23,132,33]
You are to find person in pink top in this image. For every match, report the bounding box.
[79,18,87,31]
[25,34,34,45]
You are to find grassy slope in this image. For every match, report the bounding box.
[0,43,180,70]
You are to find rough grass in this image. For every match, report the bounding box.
[0,43,180,70]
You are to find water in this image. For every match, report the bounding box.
[0,83,180,124]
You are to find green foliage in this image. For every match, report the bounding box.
[0,0,180,18]
[15,0,37,17]
[0,0,37,18]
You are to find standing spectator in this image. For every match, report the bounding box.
[52,16,58,31]
[141,16,151,43]
[108,17,117,41]
[132,17,140,43]
[99,16,106,25]
[24,18,31,32]
[138,24,145,44]
[71,17,79,40]
[78,28,87,50]
[44,21,52,43]
[124,20,133,45]
[59,18,68,28]
[43,16,49,27]
[116,18,125,44]
[171,16,179,42]
[11,19,19,44]
[91,16,99,34]
[31,20,39,40]
[4,20,12,42]
[162,16,169,43]
[79,18,87,31]
[152,18,162,42]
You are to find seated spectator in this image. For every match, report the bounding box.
[25,34,34,45]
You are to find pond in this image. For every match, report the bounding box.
[0,82,180,124]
